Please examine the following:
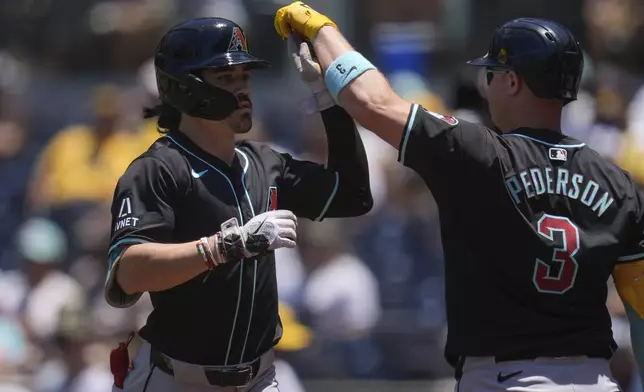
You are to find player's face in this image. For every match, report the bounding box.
[202,66,253,134]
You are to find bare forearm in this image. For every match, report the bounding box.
[116,241,208,294]
[312,26,353,66]
[312,27,411,147]
[313,27,385,119]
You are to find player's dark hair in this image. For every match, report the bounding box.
[143,103,180,134]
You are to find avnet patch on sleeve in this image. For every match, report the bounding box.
[108,156,177,245]
[113,193,142,233]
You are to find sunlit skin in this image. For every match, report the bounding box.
[484,67,563,133]
[485,67,518,133]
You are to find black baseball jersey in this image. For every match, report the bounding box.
[398,103,644,365]
[105,106,371,365]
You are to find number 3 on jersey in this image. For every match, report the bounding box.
[534,214,580,294]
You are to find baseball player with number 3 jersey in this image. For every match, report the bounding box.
[274,3,644,391]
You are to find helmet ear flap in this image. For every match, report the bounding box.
[558,50,583,101]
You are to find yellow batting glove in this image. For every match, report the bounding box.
[274,1,337,41]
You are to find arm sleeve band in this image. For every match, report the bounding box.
[324,51,376,103]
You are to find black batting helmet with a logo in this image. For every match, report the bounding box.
[154,18,270,121]
[467,18,584,104]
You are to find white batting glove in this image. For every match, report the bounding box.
[215,210,298,263]
[288,34,335,114]
[242,210,298,254]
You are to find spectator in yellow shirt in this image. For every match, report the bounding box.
[28,84,146,215]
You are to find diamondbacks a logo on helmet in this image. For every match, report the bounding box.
[424,108,459,126]
[266,186,278,211]
[228,27,248,52]
[498,48,508,64]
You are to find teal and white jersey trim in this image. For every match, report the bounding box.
[398,104,420,165]
[104,237,148,308]
[315,171,339,221]
[504,133,586,148]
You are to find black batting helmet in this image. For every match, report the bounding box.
[154,17,270,121]
[467,18,584,103]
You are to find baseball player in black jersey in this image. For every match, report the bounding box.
[276,3,644,391]
[105,17,372,392]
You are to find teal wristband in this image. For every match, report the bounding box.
[324,51,376,103]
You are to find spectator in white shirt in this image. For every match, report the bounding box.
[297,219,382,377]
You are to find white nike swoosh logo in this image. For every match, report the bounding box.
[191,169,208,178]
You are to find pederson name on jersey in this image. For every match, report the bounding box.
[505,167,614,218]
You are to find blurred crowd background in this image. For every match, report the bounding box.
[0,0,643,391]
